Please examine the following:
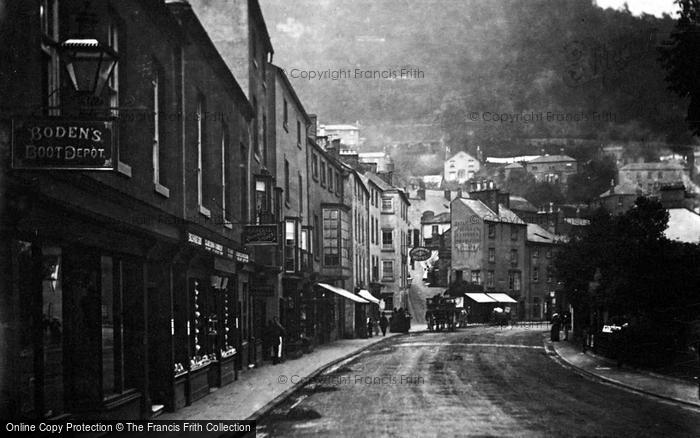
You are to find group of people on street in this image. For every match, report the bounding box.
[366,314,389,337]
[550,310,572,342]
[389,308,411,333]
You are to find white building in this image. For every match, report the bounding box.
[318,123,362,148]
[444,151,481,184]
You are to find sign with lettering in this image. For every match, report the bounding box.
[12,118,115,170]
[234,251,249,264]
[409,246,431,262]
[244,224,278,245]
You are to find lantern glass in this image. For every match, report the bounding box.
[60,38,117,96]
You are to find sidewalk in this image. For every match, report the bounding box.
[549,338,700,409]
[158,333,400,422]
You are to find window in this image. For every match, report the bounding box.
[486,270,495,288]
[284,160,290,204]
[323,209,340,266]
[458,169,465,179]
[252,97,259,158]
[298,173,304,214]
[335,172,341,196]
[382,197,393,212]
[262,114,267,163]
[283,99,289,131]
[254,178,272,223]
[471,270,481,284]
[320,161,326,186]
[488,248,495,263]
[508,271,521,292]
[511,226,518,240]
[510,249,518,266]
[328,166,334,192]
[488,223,496,238]
[314,214,320,258]
[297,120,302,147]
[312,153,318,179]
[240,142,248,222]
[197,97,210,217]
[432,225,439,238]
[533,248,539,258]
[547,267,554,283]
[546,248,552,259]
[221,124,231,225]
[40,0,60,113]
[382,230,393,250]
[533,267,539,282]
[285,220,297,272]
[382,260,394,280]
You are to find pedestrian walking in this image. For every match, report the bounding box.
[563,311,572,341]
[550,312,561,342]
[272,317,285,364]
[379,313,388,336]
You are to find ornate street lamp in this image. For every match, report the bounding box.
[59,38,117,97]
[58,1,118,97]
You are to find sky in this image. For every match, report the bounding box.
[596,0,678,17]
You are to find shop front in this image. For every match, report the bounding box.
[1,188,181,421]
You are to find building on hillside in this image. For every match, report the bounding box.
[422,175,444,189]
[509,196,539,223]
[318,123,361,148]
[524,154,578,185]
[665,208,700,244]
[450,182,527,317]
[618,162,686,195]
[485,155,540,165]
[444,151,481,184]
[421,212,451,248]
[525,224,566,321]
[366,173,411,311]
[504,162,526,179]
[591,182,642,215]
[358,151,394,173]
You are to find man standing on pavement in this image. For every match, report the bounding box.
[272,317,286,364]
[380,313,388,336]
[563,311,572,341]
[551,312,561,342]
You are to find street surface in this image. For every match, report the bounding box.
[257,326,700,437]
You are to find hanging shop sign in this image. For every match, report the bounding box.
[243,224,278,245]
[12,118,115,170]
[409,246,431,262]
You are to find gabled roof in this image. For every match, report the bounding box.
[509,196,537,213]
[422,212,451,224]
[446,151,478,162]
[528,155,576,164]
[505,162,524,169]
[455,199,525,224]
[599,182,642,198]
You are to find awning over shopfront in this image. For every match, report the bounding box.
[465,293,497,303]
[486,293,517,303]
[317,283,369,304]
[358,289,380,304]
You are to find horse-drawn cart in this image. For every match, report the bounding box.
[426,294,458,332]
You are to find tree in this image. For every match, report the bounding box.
[659,0,700,172]
[523,182,565,208]
[566,157,618,203]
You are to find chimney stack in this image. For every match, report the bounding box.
[308,114,317,142]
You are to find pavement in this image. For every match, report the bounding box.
[157,332,404,422]
[548,336,700,410]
